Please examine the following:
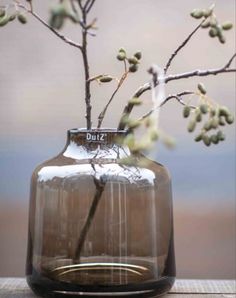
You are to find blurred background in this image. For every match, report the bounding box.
[0,0,235,279]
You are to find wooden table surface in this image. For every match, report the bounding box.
[0,278,235,297]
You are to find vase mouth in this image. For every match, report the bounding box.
[69,128,127,134]
[67,128,127,146]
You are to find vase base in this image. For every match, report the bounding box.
[27,270,175,298]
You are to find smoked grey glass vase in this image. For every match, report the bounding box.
[26,129,175,297]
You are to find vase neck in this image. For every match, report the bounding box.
[62,128,129,160]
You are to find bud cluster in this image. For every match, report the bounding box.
[183,84,234,146]
[117,48,142,73]
[190,4,233,44]
[0,7,27,27]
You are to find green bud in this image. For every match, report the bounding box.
[195,111,202,122]
[99,76,113,83]
[183,106,191,118]
[226,114,234,125]
[50,15,64,29]
[188,120,196,133]
[200,104,209,114]
[217,130,225,141]
[203,8,213,18]
[190,9,204,19]
[9,14,16,22]
[201,20,211,28]
[128,97,142,106]
[0,9,5,18]
[219,106,230,117]
[210,18,217,27]
[134,51,142,60]
[128,57,139,65]
[222,22,233,31]
[210,108,216,117]
[219,117,225,126]
[203,135,211,146]
[51,4,67,17]
[198,83,207,95]
[218,35,226,44]
[210,134,219,144]
[129,64,138,73]
[149,130,159,141]
[210,118,219,129]
[0,15,9,27]
[119,47,126,54]
[209,27,218,37]
[195,133,203,142]
[204,121,212,131]
[117,52,126,61]
[17,14,27,24]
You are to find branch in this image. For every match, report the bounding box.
[138,91,195,122]
[85,0,96,13]
[17,3,82,50]
[97,65,129,128]
[74,176,105,260]
[81,8,92,129]
[165,67,236,83]
[117,54,236,130]
[164,20,204,74]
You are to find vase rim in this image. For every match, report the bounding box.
[68,128,127,134]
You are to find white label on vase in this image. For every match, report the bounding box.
[86,132,108,143]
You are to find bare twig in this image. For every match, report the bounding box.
[85,0,96,13]
[97,64,129,128]
[224,53,236,69]
[164,20,205,74]
[81,8,92,129]
[118,54,236,130]
[17,3,82,50]
[165,67,236,83]
[138,91,195,122]
[74,176,106,260]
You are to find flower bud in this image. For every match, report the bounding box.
[226,114,234,124]
[198,83,207,94]
[195,111,202,122]
[134,51,142,60]
[195,134,203,142]
[99,76,113,83]
[200,104,208,114]
[188,120,196,132]
[9,14,16,22]
[203,8,213,18]
[222,22,233,31]
[183,106,191,118]
[129,64,138,73]
[210,134,219,144]
[204,121,212,131]
[119,48,126,54]
[217,130,225,141]
[0,15,9,27]
[190,9,204,19]
[128,57,139,65]
[117,52,126,61]
[209,27,218,37]
[201,20,211,28]
[218,35,226,44]
[18,14,27,24]
[0,9,5,18]
[203,135,211,146]
[210,118,219,129]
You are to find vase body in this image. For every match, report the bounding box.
[26,129,175,297]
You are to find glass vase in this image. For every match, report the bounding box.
[26,128,175,297]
